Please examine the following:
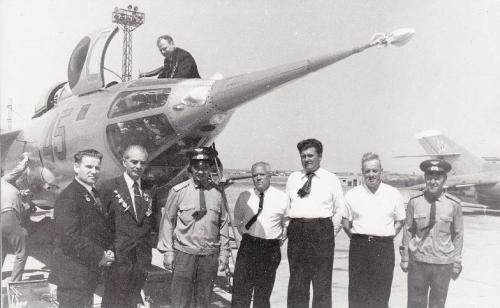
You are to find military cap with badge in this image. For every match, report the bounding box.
[419,159,452,173]
[185,147,218,162]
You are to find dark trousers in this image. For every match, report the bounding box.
[1,211,28,282]
[348,235,395,308]
[171,249,219,308]
[231,234,281,308]
[101,263,148,308]
[287,218,335,308]
[57,287,94,308]
[408,261,453,308]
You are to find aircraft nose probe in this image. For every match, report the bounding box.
[209,28,415,113]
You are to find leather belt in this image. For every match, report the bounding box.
[242,234,279,245]
[290,217,330,223]
[352,233,393,243]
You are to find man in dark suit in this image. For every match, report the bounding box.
[139,35,201,79]
[48,149,115,308]
[100,145,155,308]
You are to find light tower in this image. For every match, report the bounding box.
[112,5,145,81]
[7,98,13,131]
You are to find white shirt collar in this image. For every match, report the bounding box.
[253,187,269,196]
[123,172,141,189]
[301,167,324,179]
[362,182,388,195]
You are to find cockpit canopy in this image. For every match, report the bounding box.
[33,82,70,118]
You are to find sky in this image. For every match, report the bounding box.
[1,0,499,174]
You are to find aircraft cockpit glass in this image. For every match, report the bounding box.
[106,114,176,161]
[108,89,171,118]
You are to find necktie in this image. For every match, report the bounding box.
[297,172,315,198]
[91,188,103,212]
[198,186,207,213]
[245,192,264,230]
[133,181,141,219]
[428,199,436,229]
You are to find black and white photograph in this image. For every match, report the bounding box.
[1,1,499,307]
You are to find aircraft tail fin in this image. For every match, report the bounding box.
[415,130,493,175]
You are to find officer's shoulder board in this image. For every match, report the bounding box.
[408,193,425,203]
[172,180,190,192]
[444,193,461,204]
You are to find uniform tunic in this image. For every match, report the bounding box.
[401,193,463,266]
[157,179,230,257]
[157,178,230,308]
[401,192,463,308]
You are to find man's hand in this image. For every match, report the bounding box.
[400,260,409,272]
[452,264,462,280]
[139,73,146,78]
[279,237,287,247]
[280,228,288,246]
[20,189,31,197]
[218,255,229,272]
[98,250,115,267]
[163,255,175,271]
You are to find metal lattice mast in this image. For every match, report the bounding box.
[112,5,145,82]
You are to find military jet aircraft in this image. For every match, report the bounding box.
[397,130,500,207]
[0,26,414,208]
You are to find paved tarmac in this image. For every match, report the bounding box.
[2,186,499,307]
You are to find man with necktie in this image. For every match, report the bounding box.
[48,149,115,308]
[231,162,288,308]
[341,153,405,308]
[285,138,345,308]
[400,159,463,308]
[100,145,156,308]
[158,147,230,308]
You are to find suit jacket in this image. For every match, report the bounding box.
[48,179,113,289]
[158,47,201,79]
[99,175,155,273]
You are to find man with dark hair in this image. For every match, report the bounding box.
[231,162,288,308]
[48,149,115,308]
[401,160,463,308]
[158,147,230,308]
[100,145,156,308]
[139,35,201,79]
[341,153,405,308]
[285,138,344,308]
[1,152,32,282]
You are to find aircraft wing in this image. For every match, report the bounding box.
[0,130,22,164]
[394,153,462,158]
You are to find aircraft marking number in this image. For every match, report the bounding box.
[53,108,73,161]
[42,116,58,163]
[42,108,73,162]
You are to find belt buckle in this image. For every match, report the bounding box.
[367,236,374,242]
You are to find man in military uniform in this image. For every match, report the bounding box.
[400,160,464,308]
[157,147,230,308]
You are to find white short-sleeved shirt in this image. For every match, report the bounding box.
[233,186,289,240]
[341,182,405,237]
